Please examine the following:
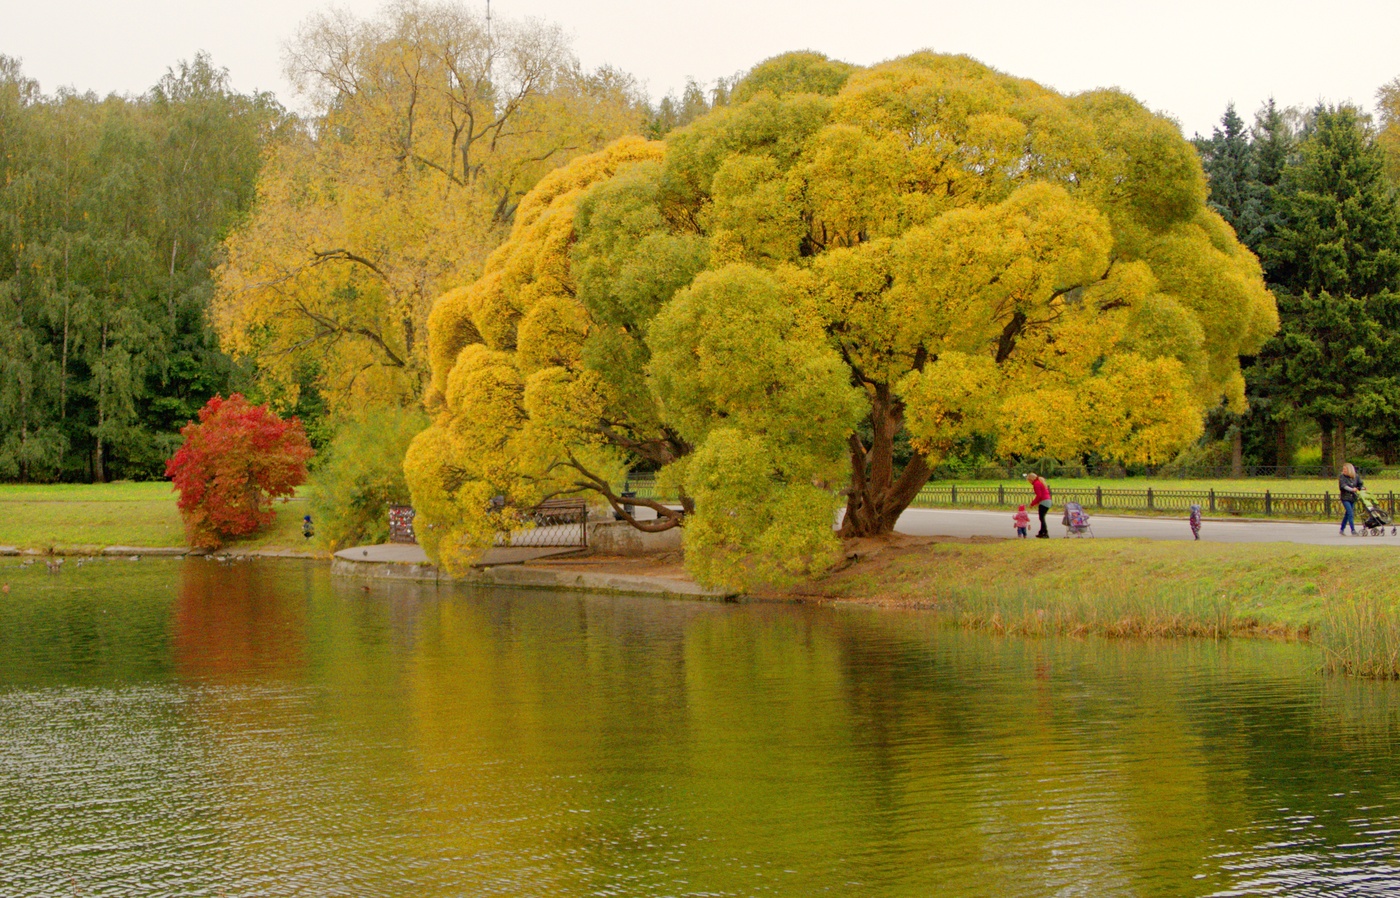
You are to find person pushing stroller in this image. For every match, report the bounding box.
[1339,463,1363,535]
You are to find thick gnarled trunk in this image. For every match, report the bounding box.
[838,386,931,538]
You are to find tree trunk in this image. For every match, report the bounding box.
[61,242,70,421]
[837,387,931,538]
[1320,417,1335,477]
[1337,421,1347,472]
[1275,420,1289,470]
[1230,425,1244,478]
[94,320,107,483]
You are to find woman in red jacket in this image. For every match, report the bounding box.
[1026,472,1052,538]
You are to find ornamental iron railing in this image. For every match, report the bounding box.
[492,498,589,548]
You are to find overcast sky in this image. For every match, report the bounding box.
[5,0,1398,137]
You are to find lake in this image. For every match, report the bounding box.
[1,558,1398,896]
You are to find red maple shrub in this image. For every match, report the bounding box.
[165,394,314,548]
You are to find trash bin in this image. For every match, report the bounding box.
[615,491,636,521]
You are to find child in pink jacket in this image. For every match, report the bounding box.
[1013,505,1030,538]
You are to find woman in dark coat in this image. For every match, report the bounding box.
[1339,462,1363,536]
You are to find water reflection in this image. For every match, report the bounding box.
[0,558,1397,896]
[174,560,307,682]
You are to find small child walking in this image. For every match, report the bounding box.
[1189,504,1202,541]
[1013,504,1030,539]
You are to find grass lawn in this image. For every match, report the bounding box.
[0,482,312,551]
[786,537,1400,678]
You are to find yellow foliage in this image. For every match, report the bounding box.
[425,136,663,405]
[214,3,645,410]
[413,48,1278,582]
[408,137,669,571]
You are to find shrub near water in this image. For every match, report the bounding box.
[309,409,427,550]
[166,395,313,548]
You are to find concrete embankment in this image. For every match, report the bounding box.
[331,540,729,599]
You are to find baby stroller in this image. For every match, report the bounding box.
[1062,502,1093,538]
[1354,488,1396,537]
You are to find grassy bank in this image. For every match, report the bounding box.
[783,537,1400,679]
[0,482,311,552]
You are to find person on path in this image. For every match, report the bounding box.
[1339,462,1364,536]
[1189,503,1202,541]
[1013,505,1030,538]
[1026,473,1052,538]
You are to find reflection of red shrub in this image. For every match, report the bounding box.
[165,394,313,548]
[173,561,306,682]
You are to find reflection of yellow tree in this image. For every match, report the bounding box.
[214,1,644,409]
[152,574,1400,894]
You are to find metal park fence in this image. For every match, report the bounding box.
[908,484,1395,519]
[620,474,1393,521]
[927,463,1400,481]
[388,499,589,547]
[492,498,589,548]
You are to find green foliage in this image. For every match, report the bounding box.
[1194,104,1261,242]
[0,53,284,482]
[1236,103,1400,470]
[729,52,855,103]
[680,429,845,591]
[1256,291,1400,455]
[644,78,731,139]
[1267,105,1400,298]
[308,409,427,550]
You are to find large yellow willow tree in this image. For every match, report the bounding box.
[213,0,644,409]
[408,52,1277,588]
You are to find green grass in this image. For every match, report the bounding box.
[808,539,1400,679]
[0,482,312,552]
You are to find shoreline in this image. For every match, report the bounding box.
[0,544,322,559]
[326,537,1387,678]
[6,532,1395,679]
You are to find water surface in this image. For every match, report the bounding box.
[1,558,1398,896]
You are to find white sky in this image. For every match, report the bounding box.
[4,0,1399,137]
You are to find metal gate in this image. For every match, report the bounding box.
[493,498,588,548]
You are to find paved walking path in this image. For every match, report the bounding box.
[893,507,1400,547]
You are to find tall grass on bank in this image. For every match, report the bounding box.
[951,583,1241,639]
[809,540,1400,678]
[1318,599,1400,679]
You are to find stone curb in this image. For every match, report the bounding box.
[0,545,318,559]
[102,546,192,556]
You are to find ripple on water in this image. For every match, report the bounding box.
[2,567,1400,896]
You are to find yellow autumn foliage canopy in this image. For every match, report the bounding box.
[212,0,644,410]
[408,51,1277,587]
